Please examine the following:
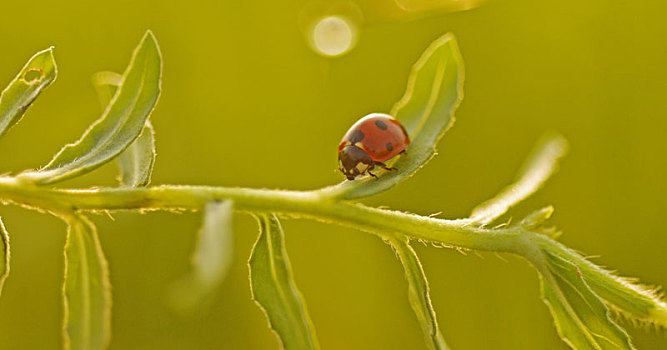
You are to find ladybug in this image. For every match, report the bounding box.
[338,113,410,180]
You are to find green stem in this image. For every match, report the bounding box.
[0,177,526,254]
[1,176,665,325]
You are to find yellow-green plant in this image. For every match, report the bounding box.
[0,30,664,350]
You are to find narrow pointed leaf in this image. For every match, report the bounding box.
[170,201,234,310]
[467,133,568,225]
[583,264,667,325]
[91,71,122,108]
[19,31,162,185]
[536,235,667,327]
[194,201,234,287]
[116,122,155,186]
[0,47,57,138]
[92,71,156,187]
[539,251,634,350]
[0,218,10,296]
[519,206,555,230]
[320,33,463,200]
[249,214,319,350]
[63,215,112,350]
[389,238,448,350]
[534,232,665,345]
[540,273,593,349]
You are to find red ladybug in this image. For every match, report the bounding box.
[338,113,410,180]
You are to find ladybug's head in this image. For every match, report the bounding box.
[338,145,373,180]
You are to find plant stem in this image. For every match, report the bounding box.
[1,176,665,325]
[0,177,527,254]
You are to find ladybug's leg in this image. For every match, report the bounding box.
[375,161,396,171]
[366,164,378,178]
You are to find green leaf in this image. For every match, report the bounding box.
[62,215,112,350]
[319,33,463,200]
[19,30,162,185]
[389,238,448,350]
[116,122,156,187]
[535,235,667,327]
[92,71,156,187]
[468,133,568,225]
[539,251,634,350]
[519,206,555,230]
[194,201,234,287]
[0,218,10,296]
[0,47,57,138]
[91,71,122,108]
[249,214,319,350]
[169,200,234,311]
[584,267,663,323]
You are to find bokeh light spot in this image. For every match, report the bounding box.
[311,16,356,57]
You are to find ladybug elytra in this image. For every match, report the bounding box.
[338,113,410,180]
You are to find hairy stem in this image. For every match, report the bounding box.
[0,178,526,253]
[1,177,664,325]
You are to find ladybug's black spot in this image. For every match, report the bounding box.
[386,142,393,151]
[375,120,388,130]
[348,129,365,144]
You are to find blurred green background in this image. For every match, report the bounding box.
[0,0,666,349]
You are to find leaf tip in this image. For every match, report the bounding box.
[520,206,554,229]
[132,30,162,71]
[34,46,55,56]
[141,30,161,54]
[543,131,569,155]
[35,46,56,62]
[650,303,667,326]
[431,32,464,73]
